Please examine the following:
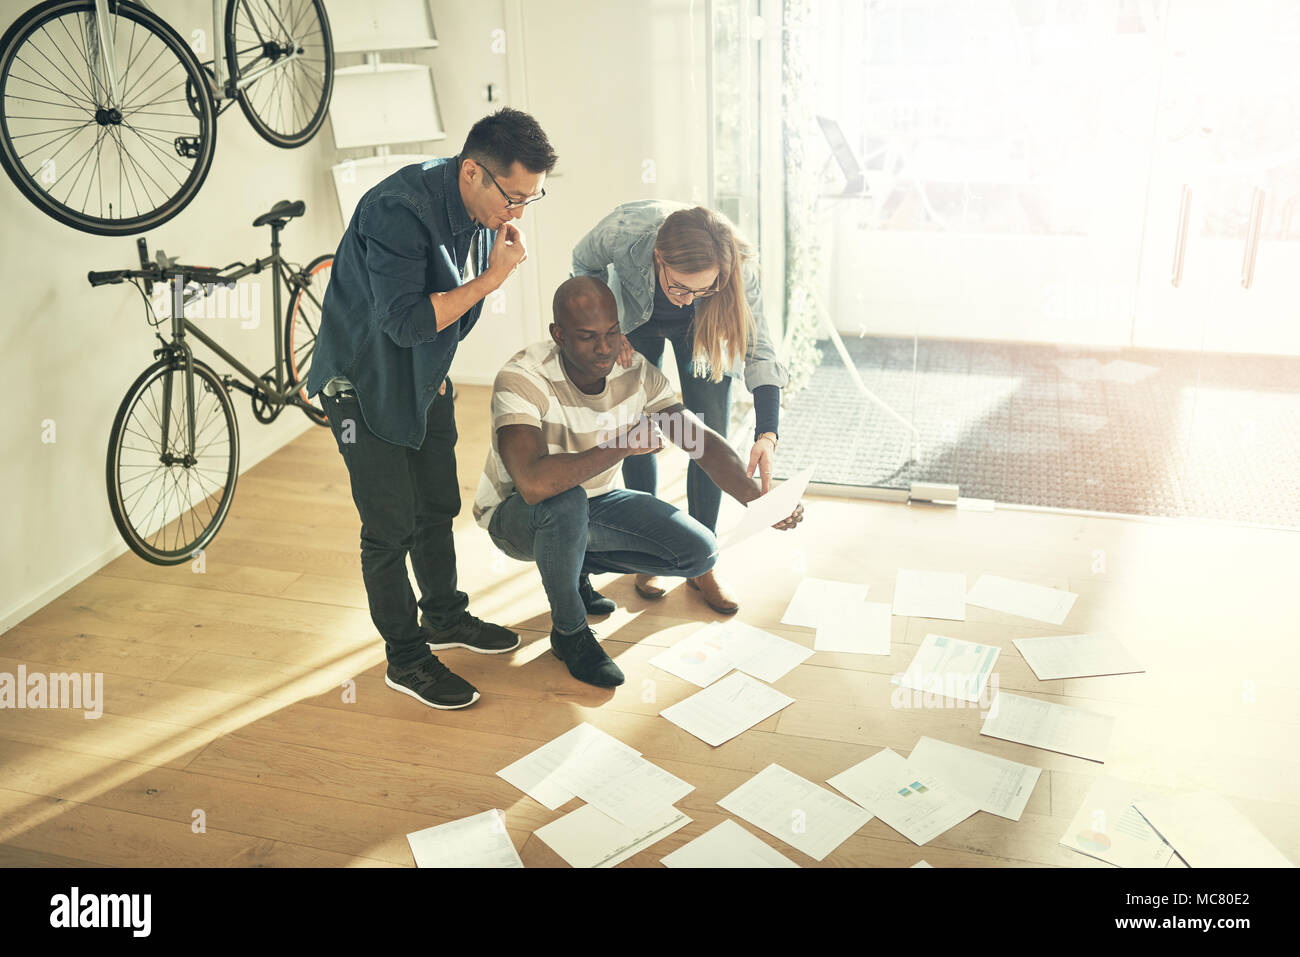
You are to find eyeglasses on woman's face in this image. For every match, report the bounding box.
[657,255,718,298]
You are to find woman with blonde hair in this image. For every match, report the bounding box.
[572,200,787,613]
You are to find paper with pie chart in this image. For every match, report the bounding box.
[1059,776,1178,867]
[649,621,811,688]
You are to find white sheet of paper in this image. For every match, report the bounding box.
[582,760,696,828]
[649,621,811,688]
[716,466,813,551]
[1134,792,1294,868]
[660,819,800,868]
[892,569,967,621]
[967,574,1078,625]
[827,748,980,846]
[496,723,640,810]
[1013,633,1144,680]
[907,737,1041,821]
[718,763,872,862]
[896,633,1000,703]
[781,578,869,629]
[911,859,934,867]
[1059,777,1177,868]
[647,623,738,687]
[534,803,691,868]
[816,600,892,655]
[722,621,813,683]
[980,692,1115,763]
[659,671,795,747]
[406,809,524,868]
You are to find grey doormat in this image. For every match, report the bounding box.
[773,336,1300,528]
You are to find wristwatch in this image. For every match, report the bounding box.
[756,431,778,451]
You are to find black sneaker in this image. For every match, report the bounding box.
[578,574,616,615]
[550,624,624,687]
[422,612,520,654]
[385,656,480,710]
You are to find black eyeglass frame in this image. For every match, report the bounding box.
[479,164,546,210]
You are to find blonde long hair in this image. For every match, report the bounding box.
[654,207,755,383]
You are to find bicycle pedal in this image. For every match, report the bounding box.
[173,136,202,159]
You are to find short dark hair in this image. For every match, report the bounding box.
[460,108,557,176]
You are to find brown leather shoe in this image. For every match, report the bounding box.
[635,574,668,599]
[688,569,740,614]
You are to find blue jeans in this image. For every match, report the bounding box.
[621,320,732,533]
[487,486,717,635]
[320,382,468,670]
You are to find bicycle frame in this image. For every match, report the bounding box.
[157,230,323,441]
[89,0,306,106]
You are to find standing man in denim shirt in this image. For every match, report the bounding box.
[306,108,558,711]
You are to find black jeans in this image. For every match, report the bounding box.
[321,382,467,670]
[622,320,732,533]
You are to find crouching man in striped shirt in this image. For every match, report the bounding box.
[472,276,804,688]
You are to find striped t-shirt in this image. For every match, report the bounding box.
[473,340,679,529]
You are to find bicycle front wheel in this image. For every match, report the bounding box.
[106,357,240,565]
[225,0,333,148]
[285,253,332,426]
[0,0,217,236]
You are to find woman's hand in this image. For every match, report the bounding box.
[616,334,635,368]
[747,435,777,493]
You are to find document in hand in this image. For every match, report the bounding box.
[716,466,813,551]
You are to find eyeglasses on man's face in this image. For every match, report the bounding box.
[480,164,546,210]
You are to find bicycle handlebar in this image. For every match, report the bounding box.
[86,263,232,288]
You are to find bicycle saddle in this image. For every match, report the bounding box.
[253,199,306,228]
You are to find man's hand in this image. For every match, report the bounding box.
[603,415,665,456]
[488,223,527,280]
[771,503,804,531]
[746,436,776,493]
[616,334,635,369]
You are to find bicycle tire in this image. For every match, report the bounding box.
[0,0,217,236]
[225,0,333,149]
[284,252,331,426]
[106,356,240,565]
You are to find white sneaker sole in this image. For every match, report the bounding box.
[425,636,521,655]
[385,674,480,710]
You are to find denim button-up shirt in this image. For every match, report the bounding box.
[305,156,491,448]
[571,199,788,392]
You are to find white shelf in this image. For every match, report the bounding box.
[329,0,439,53]
[328,63,446,149]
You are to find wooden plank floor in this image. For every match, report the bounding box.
[3,383,1298,868]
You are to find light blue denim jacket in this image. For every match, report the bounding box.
[571,199,788,392]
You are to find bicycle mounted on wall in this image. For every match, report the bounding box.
[0,0,334,235]
[88,198,332,565]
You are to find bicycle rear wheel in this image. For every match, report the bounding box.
[0,0,217,236]
[225,0,333,148]
[284,252,331,426]
[106,357,240,565]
